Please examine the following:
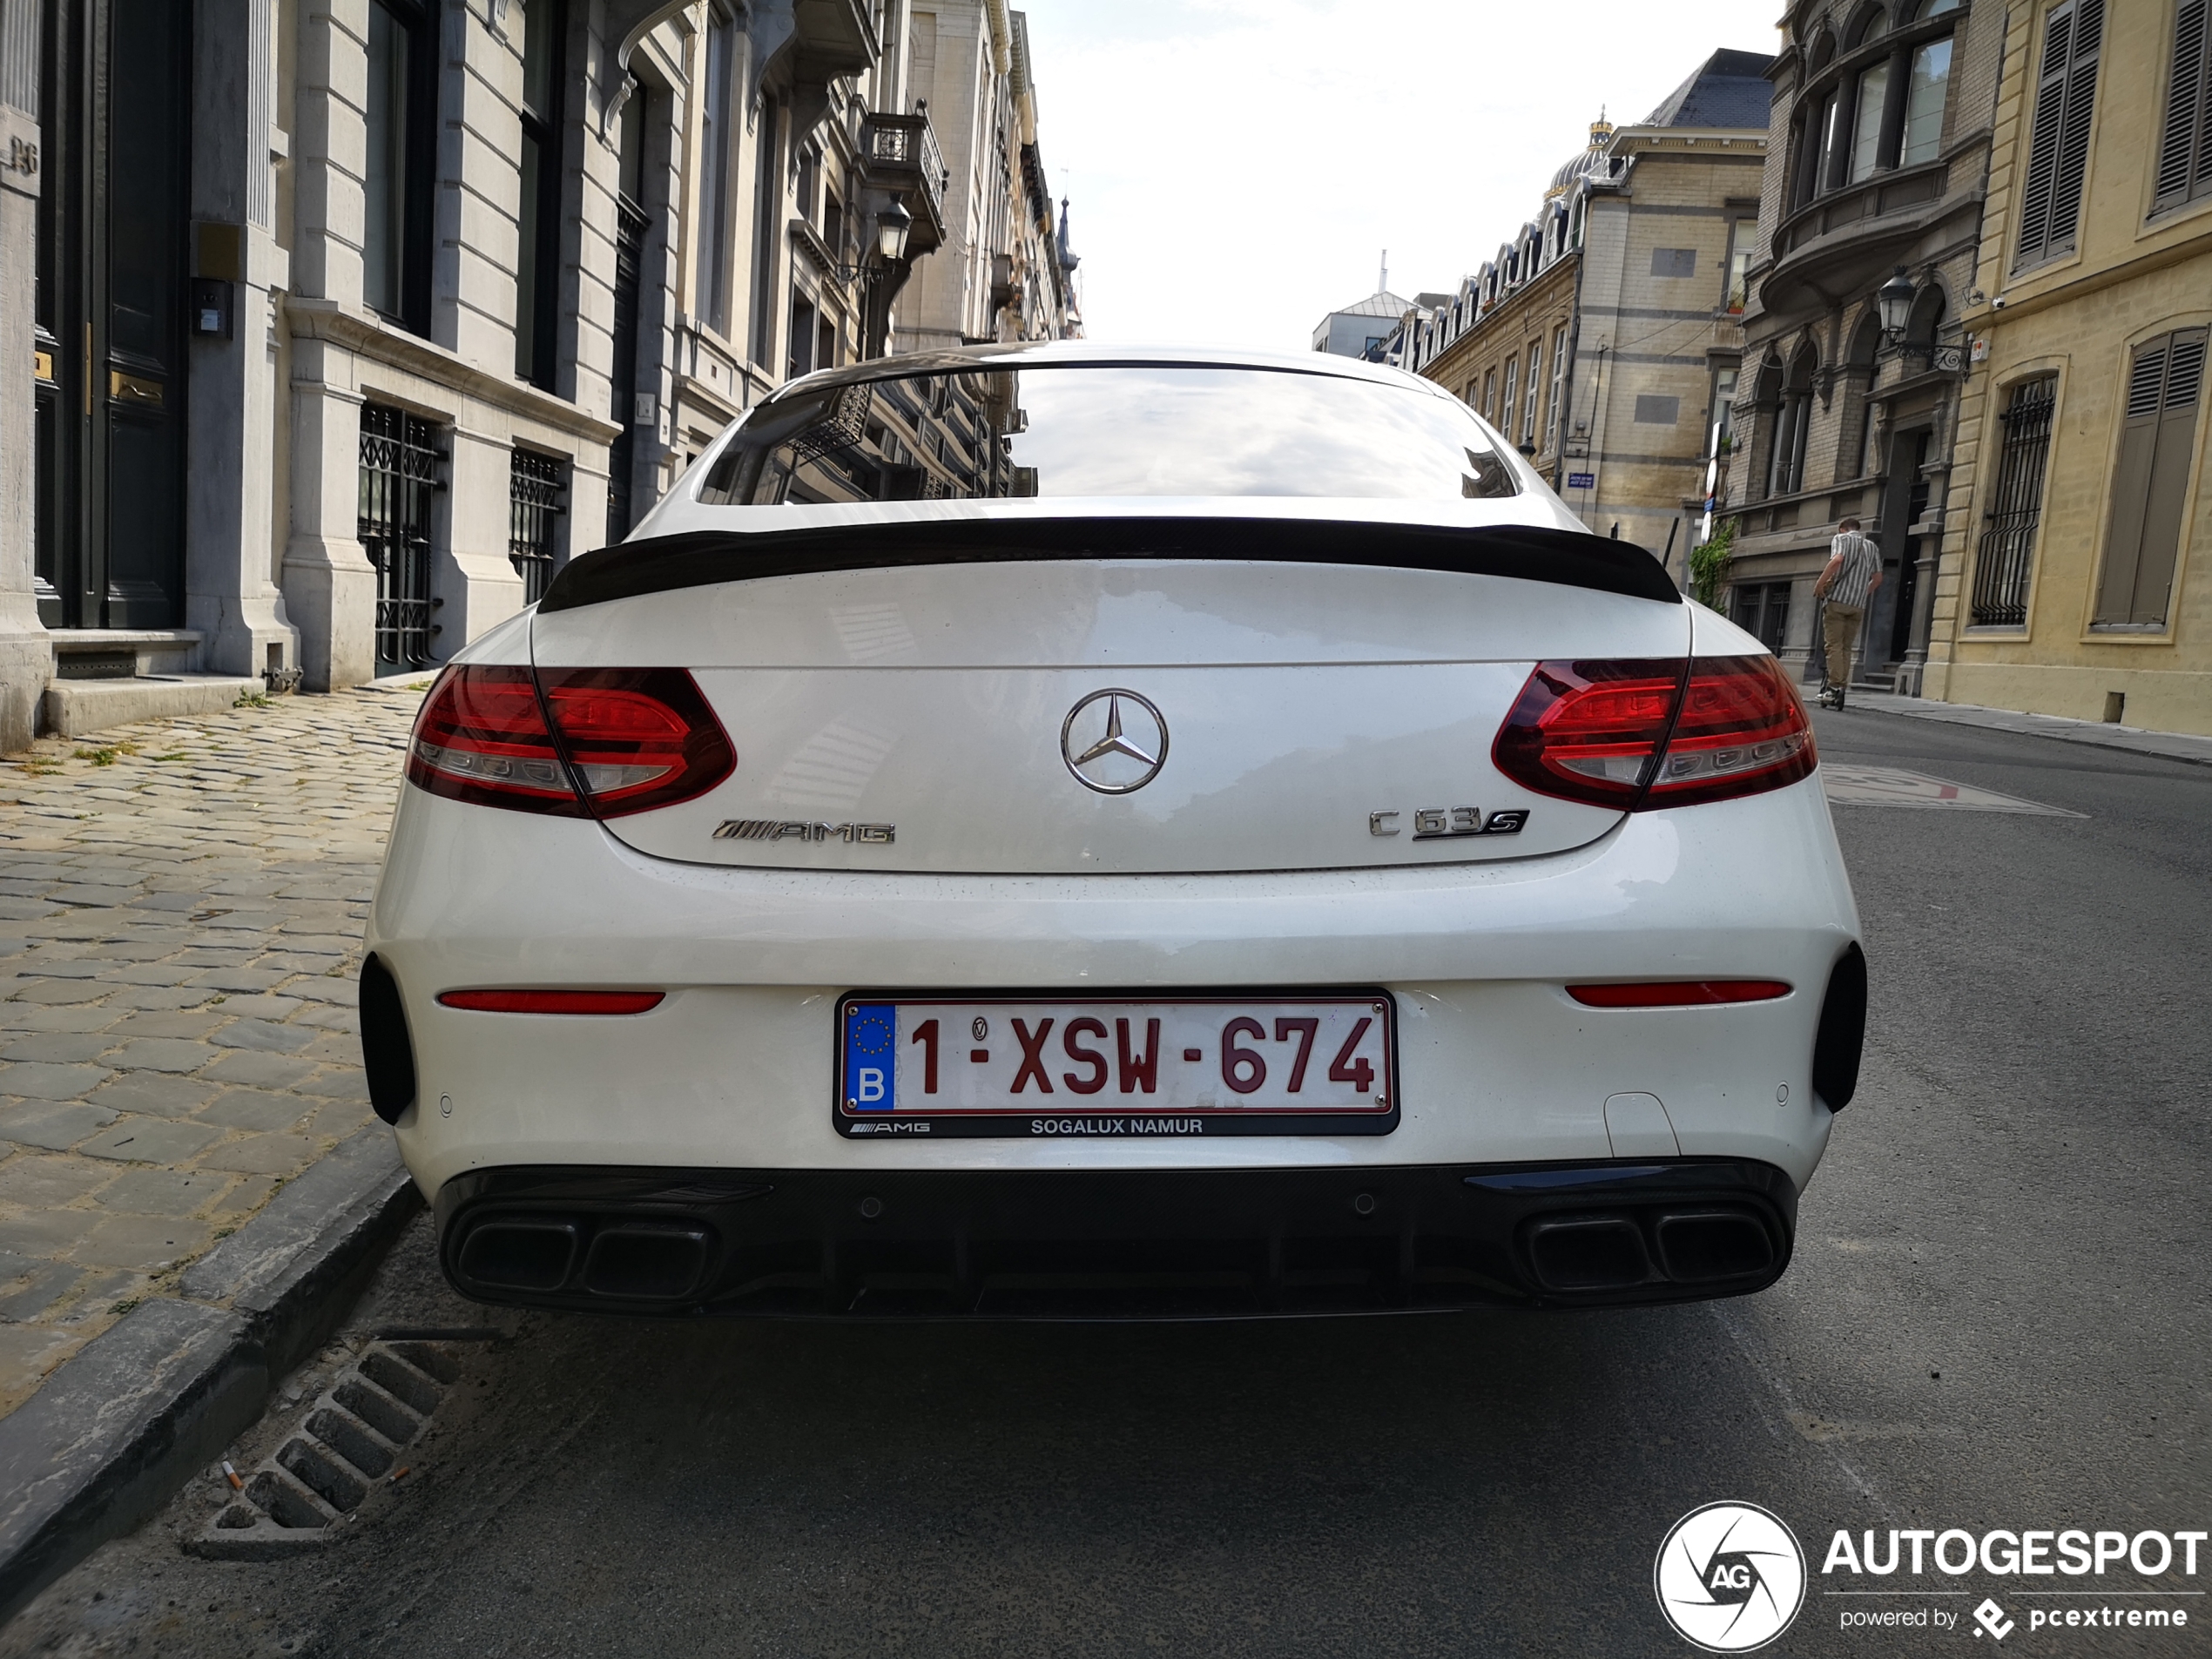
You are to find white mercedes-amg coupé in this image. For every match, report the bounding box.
[362,343,1865,1318]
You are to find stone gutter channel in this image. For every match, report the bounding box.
[0,688,431,1623]
[0,1126,417,1619]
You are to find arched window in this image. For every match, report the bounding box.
[1769,346,1818,496]
[1842,310,1884,477]
[1845,4,1887,48]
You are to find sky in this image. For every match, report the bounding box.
[1009,0,1785,352]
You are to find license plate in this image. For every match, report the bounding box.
[834,992,1399,1138]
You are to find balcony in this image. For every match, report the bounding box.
[861,111,948,256]
[1760,157,1976,316]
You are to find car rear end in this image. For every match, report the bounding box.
[361,347,1864,1319]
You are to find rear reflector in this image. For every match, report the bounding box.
[1494,655,1815,811]
[1567,980,1792,1008]
[438,989,666,1015]
[408,665,734,818]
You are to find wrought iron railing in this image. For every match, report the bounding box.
[1969,376,2056,628]
[358,404,444,672]
[860,111,947,229]
[509,448,566,606]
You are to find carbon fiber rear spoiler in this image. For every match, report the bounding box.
[536,518,1682,614]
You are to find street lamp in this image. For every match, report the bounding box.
[875,199,914,265]
[1876,266,1918,347]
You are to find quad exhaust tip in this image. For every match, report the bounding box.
[455,1215,711,1302]
[1524,1206,1777,1294]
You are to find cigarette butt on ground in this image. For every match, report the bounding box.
[221,1461,242,1491]
[390,1467,411,1482]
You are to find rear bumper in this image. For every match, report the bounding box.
[371,777,1858,1190]
[435,1157,1798,1318]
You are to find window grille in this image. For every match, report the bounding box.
[509,448,567,605]
[357,403,443,673]
[1968,377,2056,627]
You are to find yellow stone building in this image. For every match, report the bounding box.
[1402,55,1773,580]
[1926,0,2212,733]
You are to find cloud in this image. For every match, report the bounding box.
[1013,0,1783,349]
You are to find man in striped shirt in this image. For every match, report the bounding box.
[1813,517,1884,709]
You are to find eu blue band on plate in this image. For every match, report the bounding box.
[844,1003,898,1112]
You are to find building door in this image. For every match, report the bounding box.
[1885,430,1932,666]
[1869,428,1930,673]
[34,0,192,631]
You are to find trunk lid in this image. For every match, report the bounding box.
[529,559,1689,875]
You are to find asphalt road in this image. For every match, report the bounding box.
[7,706,2209,1658]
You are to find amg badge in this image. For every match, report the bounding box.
[1368,808,1528,840]
[713,819,895,844]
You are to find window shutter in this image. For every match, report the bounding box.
[2017,0,2103,267]
[2096,330,2206,625]
[2154,0,2209,212]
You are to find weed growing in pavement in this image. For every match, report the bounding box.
[150,751,190,761]
[407,681,432,691]
[73,746,121,765]
[109,1298,140,1316]
[234,691,273,709]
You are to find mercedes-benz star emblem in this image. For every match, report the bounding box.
[1060,689,1169,794]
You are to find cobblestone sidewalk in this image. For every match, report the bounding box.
[0,687,426,1417]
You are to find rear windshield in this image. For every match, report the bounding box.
[695,364,1518,506]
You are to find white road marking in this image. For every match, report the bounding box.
[1821,764,2085,816]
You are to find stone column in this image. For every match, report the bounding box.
[0,0,51,748]
[281,0,379,690]
[190,0,303,684]
[435,422,524,662]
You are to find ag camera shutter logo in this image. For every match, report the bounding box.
[1656,1501,1808,1652]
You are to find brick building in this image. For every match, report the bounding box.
[1719,0,1994,690]
[1398,53,1771,581]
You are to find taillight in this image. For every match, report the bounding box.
[536,668,735,816]
[1494,655,1814,811]
[408,665,734,818]
[1644,657,1817,807]
[408,665,584,814]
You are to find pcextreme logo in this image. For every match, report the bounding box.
[1656,1502,1809,1652]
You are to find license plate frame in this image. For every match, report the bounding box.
[833,989,1399,1139]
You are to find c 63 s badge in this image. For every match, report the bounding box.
[1368,807,1528,840]
[714,819,895,844]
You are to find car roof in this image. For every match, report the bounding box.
[769,340,1453,401]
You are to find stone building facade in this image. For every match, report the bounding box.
[1719,0,1994,689]
[1399,54,1772,583]
[893,3,1079,354]
[1922,0,2212,734]
[0,0,1078,749]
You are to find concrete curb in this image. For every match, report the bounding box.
[1848,692,2212,768]
[0,1127,418,1624]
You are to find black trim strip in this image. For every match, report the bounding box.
[540,519,1683,613]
